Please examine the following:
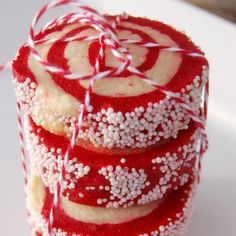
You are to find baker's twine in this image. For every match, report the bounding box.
[0,0,209,234]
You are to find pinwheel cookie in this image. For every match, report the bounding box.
[12,15,209,150]
[27,175,197,236]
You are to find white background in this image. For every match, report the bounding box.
[0,0,236,235]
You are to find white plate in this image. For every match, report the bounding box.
[0,1,236,235]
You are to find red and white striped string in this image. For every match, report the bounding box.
[16,102,33,231]
[16,103,28,192]
[1,61,31,227]
[0,0,209,234]
[0,60,28,193]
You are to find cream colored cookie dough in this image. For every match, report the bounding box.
[27,175,46,213]
[27,176,161,224]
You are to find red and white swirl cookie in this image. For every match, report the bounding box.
[13,15,209,149]
[25,115,200,208]
[27,176,196,236]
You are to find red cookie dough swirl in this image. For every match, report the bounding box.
[25,115,200,208]
[28,176,196,236]
[13,15,209,149]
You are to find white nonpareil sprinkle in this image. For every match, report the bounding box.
[24,117,90,194]
[24,114,201,207]
[13,66,208,149]
[28,180,197,236]
[98,165,149,208]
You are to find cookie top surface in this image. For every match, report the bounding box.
[13,15,207,113]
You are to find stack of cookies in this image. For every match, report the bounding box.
[12,8,209,236]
